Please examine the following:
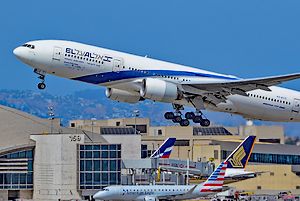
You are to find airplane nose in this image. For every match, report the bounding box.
[93,191,106,200]
[93,191,101,200]
[13,47,25,59]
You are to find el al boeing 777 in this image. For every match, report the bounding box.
[13,40,300,126]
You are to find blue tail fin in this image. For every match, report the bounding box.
[150,138,176,159]
[225,136,256,168]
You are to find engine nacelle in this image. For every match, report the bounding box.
[140,78,179,102]
[144,196,159,201]
[105,88,141,103]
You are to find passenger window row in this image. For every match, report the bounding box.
[124,188,189,192]
[65,54,103,64]
[247,93,291,105]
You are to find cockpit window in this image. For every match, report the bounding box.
[104,188,109,191]
[22,43,35,49]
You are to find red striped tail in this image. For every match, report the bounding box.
[200,162,227,193]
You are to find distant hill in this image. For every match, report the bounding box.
[0,89,299,136]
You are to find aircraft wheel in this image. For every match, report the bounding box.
[173,115,182,123]
[164,112,175,119]
[192,115,203,123]
[180,119,190,127]
[200,119,210,127]
[185,112,195,119]
[37,82,46,90]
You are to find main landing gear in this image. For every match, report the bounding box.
[164,104,210,127]
[34,69,46,90]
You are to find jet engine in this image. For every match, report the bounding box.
[144,196,159,201]
[140,78,179,102]
[105,88,141,103]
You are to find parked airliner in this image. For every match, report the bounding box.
[93,162,228,201]
[92,136,253,200]
[13,40,300,126]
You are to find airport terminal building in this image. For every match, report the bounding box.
[1,104,300,200]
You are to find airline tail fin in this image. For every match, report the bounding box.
[200,162,228,192]
[150,137,176,159]
[225,136,256,169]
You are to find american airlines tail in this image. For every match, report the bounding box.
[198,162,228,193]
[150,137,176,159]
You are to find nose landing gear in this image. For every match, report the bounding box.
[34,69,46,90]
[37,82,46,90]
[164,104,210,127]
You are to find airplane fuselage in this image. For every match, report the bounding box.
[93,184,217,201]
[13,40,300,122]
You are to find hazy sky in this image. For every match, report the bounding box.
[1,1,300,94]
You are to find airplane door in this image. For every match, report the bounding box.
[53,47,62,61]
[291,98,300,117]
[113,58,122,72]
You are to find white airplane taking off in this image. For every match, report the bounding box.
[13,40,300,126]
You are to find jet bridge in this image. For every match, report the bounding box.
[122,158,214,185]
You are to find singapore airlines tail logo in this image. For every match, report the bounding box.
[228,146,246,168]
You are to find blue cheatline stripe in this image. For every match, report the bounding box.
[72,70,238,84]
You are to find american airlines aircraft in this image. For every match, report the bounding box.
[13,40,300,127]
[93,162,228,201]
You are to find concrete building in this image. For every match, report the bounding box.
[0,105,123,201]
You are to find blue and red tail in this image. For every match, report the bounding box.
[200,162,228,193]
[150,137,176,159]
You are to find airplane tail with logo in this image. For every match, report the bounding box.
[225,135,256,169]
[150,137,176,159]
[199,162,228,193]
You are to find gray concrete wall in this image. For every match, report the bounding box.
[0,190,7,201]
[103,135,141,159]
[30,133,84,201]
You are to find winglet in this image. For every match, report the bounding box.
[225,136,256,169]
[150,138,176,159]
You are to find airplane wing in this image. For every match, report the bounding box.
[181,73,300,105]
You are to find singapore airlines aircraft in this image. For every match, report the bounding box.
[13,40,300,127]
[92,137,252,201]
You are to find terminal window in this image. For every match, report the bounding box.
[222,150,300,165]
[78,144,122,189]
[0,149,34,189]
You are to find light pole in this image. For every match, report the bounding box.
[48,106,54,134]
[186,149,191,185]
